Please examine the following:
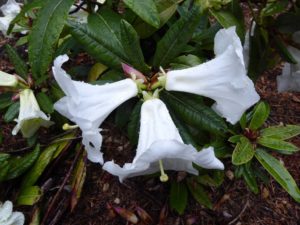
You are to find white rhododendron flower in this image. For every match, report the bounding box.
[0,201,25,225]
[0,0,21,35]
[164,26,260,124]
[0,71,18,87]
[103,98,224,182]
[277,31,300,92]
[12,89,53,138]
[52,55,138,164]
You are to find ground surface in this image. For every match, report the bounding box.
[0,37,300,225]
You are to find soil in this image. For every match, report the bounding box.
[1,34,300,225]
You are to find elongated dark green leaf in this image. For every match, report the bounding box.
[187,178,212,209]
[261,0,288,17]
[242,164,259,194]
[4,102,20,122]
[153,6,202,68]
[36,92,54,114]
[29,0,75,79]
[5,145,40,180]
[210,9,245,40]
[257,137,298,153]
[255,149,300,203]
[124,0,160,28]
[115,99,137,129]
[249,102,270,130]
[0,153,10,164]
[0,161,10,181]
[7,0,44,34]
[120,19,149,73]
[17,186,42,206]
[0,93,13,110]
[170,54,204,69]
[69,24,124,70]
[127,101,143,145]
[260,125,300,140]
[161,91,227,135]
[232,137,255,165]
[228,134,242,143]
[169,182,188,215]
[273,35,297,64]
[5,45,28,78]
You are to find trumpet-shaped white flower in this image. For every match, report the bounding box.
[12,89,53,138]
[0,0,21,35]
[52,55,138,164]
[103,98,224,182]
[0,201,25,225]
[164,26,260,124]
[0,71,18,87]
[277,31,300,92]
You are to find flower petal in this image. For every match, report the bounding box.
[0,71,18,87]
[2,212,25,225]
[12,89,53,138]
[103,99,224,182]
[0,201,13,223]
[0,0,20,17]
[166,27,260,124]
[52,55,138,163]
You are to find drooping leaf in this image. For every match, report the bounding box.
[127,101,143,145]
[249,101,270,130]
[120,19,149,73]
[115,99,137,129]
[169,182,188,215]
[0,93,13,110]
[36,92,54,114]
[242,163,259,194]
[17,186,42,206]
[5,45,28,79]
[273,35,297,64]
[257,137,299,153]
[5,145,40,180]
[255,149,300,203]
[4,102,20,122]
[153,6,202,68]
[29,0,75,79]
[123,0,160,28]
[187,178,212,209]
[260,125,300,140]
[232,137,255,165]
[161,91,227,135]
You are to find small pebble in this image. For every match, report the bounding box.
[114,198,120,204]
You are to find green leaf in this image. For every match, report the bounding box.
[228,134,242,143]
[17,186,42,206]
[88,63,108,82]
[21,133,75,188]
[69,23,124,70]
[196,172,224,187]
[161,91,227,135]
[0,153,10,164]
[242,164,259,194]
[0,161,10,182]
[261,0,288,17]
[36,92,54,114]
[255,149,300,203]
[115,99,137,129]
[232,137,255,165]
[0,93,13,110]
[153,6,202,68]
[124,0,160,28]
[4,102,20,123]
[120,19,149,73]
[169,182,188,215]
[239,113,247,129]
[29,0,75,79]
[273,35,297,64]
[187,178,212,209]
[7,0,44,35]
[5,145,40,180]
[210,9,245,41]
[249,101,270,130]
[5,45,28,79]
[260,125,300,140]
[170,54,204,69]
[127,101,143,145]
[257,137,299,153]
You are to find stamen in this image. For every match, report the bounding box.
[62,123,79,130]
[159,160,169,182]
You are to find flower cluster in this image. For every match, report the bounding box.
[52,26,260,181]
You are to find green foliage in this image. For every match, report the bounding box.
[169,181,188,214]
[255,149,300,203]
[232,137,255,165]
[127,101,143,145]
[260,125,300,140]
[29,0,75,79]
[249,101,270,130]
[5,45,28,79]
[4,102,20,122]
